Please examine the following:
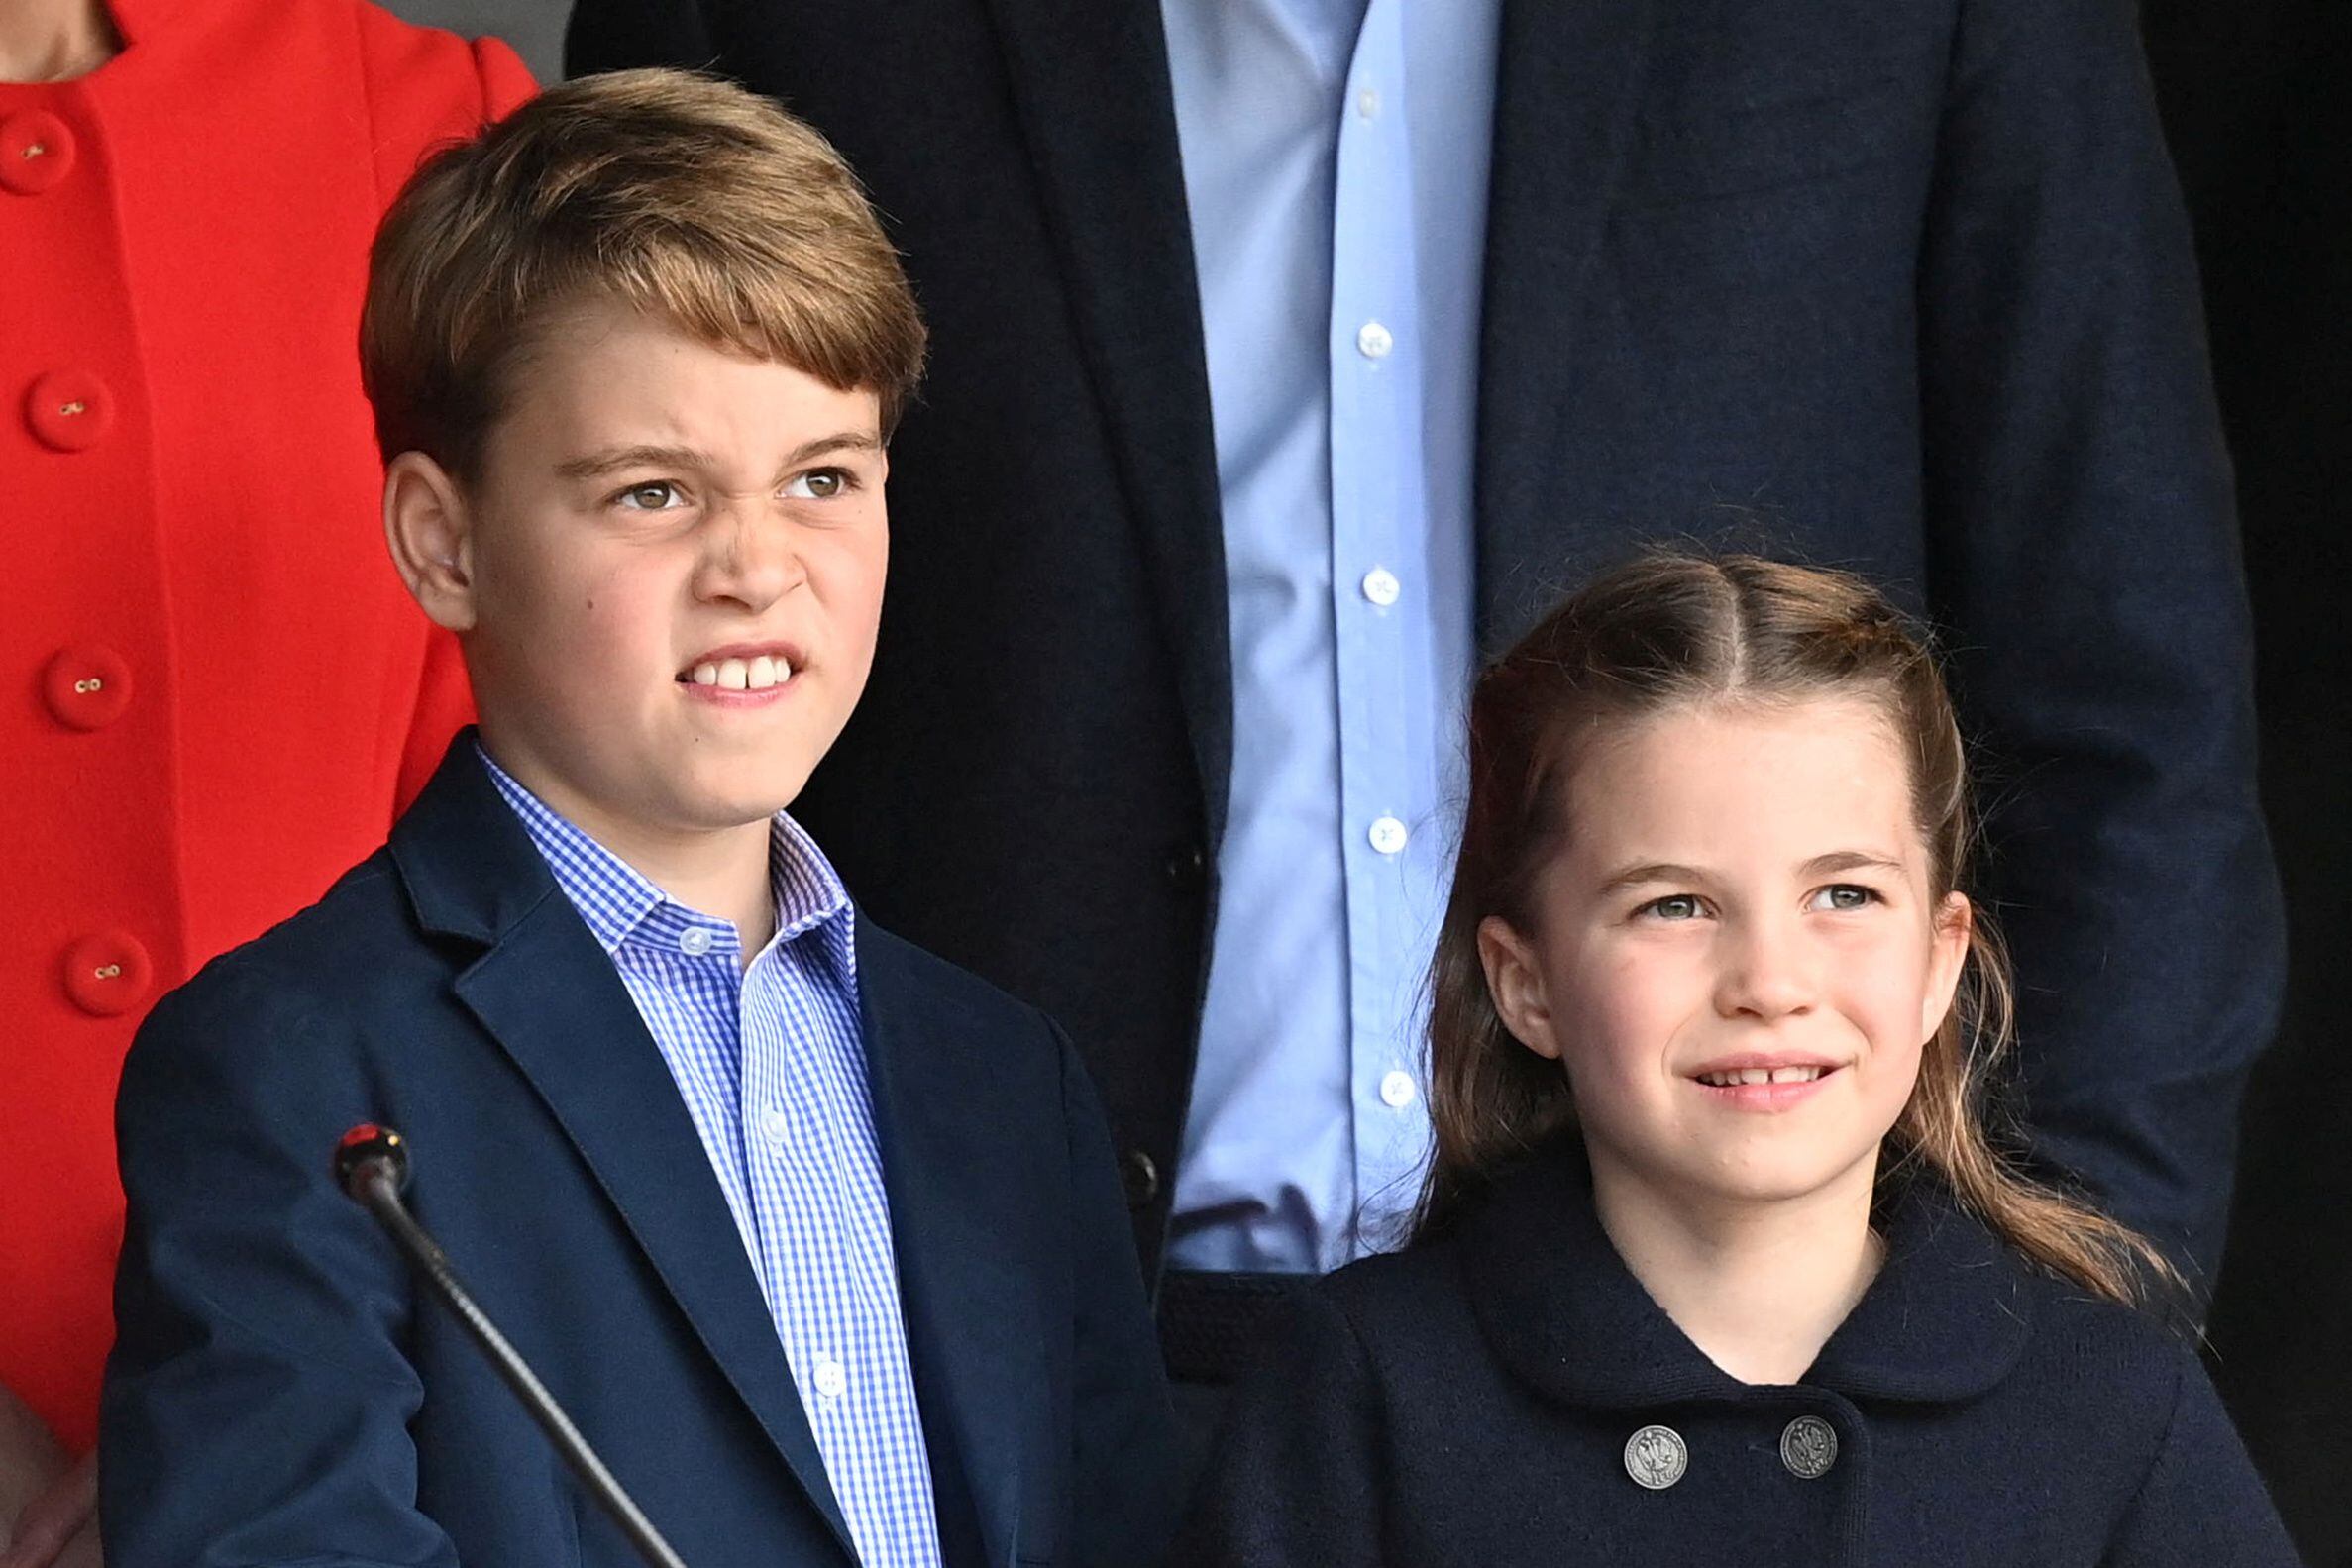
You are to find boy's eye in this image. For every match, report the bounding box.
[1639,894,1706,922]
[1809,884,1878,912]
[612,481,684,511]
[784,468,854,500]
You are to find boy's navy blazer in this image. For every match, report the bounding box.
[102,739,1179,1568]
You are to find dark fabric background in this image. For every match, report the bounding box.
[381,0,2347,1555]
[2143,1,2351,1561]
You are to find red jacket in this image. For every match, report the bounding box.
[0,0,533,1452]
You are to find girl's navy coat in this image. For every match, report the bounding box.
[1181,1144,2299,1566]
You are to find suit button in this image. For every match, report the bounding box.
[1780,1414,1838,1478]
[62,931,153,1017]
[1119,1148,1159,1209]
[43,645,133,730]
[1623,1424,1687,1490]
[1162,843,1206,893]
[0,111,76,195]
[26,368,114,452]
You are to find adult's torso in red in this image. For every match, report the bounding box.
[0,0,534,1453]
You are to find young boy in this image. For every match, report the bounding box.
[100,70,1175,1568]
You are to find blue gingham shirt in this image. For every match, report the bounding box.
[481,746,943,1568]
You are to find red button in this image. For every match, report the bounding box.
[62,931,153,1017]
[0,111,75,196]
[25,369,113,453]
[42,645,133,730]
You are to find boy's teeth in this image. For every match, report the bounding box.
[747,655,778,689]
[691,663,719,686]
[717,658,749,690]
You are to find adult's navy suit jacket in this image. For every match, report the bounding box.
[570,0,2284,1292]
[101,741,1179,1568]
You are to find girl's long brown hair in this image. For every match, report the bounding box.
[1411,553,2175,1307]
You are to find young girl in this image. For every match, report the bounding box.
[1176,555,2299,1566]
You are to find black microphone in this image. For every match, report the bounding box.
[334,1123,691,1568]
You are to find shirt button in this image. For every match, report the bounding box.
[25,369,114,453]
[0,111,76,195]
[760,1108,791,1147]
[42,645,133,730]
[1780,1414,1838,1478]
[1379,1070,1417,1109]
[1356,88,1382,119]
[1360,567,1401,607]
[1623,1424,1688,1491]
[678,926,714,956]
[813,1358,848,1401]
[61,931,153,1017]
[1367,815,1408,856]
[1355,321,1393,360]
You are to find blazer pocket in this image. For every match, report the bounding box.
[1620,56,1911,206]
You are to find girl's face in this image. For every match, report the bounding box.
[1479,697,1971,1214]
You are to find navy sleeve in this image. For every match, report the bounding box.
[2102,1350,2300,1565]
[1170,1287,1388,1568]
[1915,0,2284,1295]
[101,960,454,1568]
[1052,1019,1184,1568]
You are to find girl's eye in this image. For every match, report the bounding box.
[784,468,854,500]
[613,481,683,511]
[1640,894,1706,923]
[1809,884,1878,912]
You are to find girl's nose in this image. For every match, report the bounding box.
[1712,916,1818,1022]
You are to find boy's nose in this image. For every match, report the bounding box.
[694,506,804,610]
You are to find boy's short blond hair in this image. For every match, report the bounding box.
[362,68,926,477]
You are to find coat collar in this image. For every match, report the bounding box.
[389,736,1037,1568]
[1457,1140,2036,1411]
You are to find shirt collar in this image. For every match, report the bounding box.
[476,742,854,966]
[1452,1138,2037,1411]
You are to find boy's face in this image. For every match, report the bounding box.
[395,299,889,847]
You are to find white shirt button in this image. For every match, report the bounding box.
[1380,1071,1417,1109]
[1368,815,1409,856]
[1361,567,1401,607]
[679,927,714,956]
[760,1108,792,1147]
[1356,320,1393,360]
[813,1357,848,1401]
[1357,88,1382,119]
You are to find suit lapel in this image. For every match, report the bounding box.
[858,921,1039,1568]
[978,0,1232,846]
[392,744,857,1559]
[1474,0,1661,646]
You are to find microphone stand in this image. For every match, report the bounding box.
[334,1123,691,1568]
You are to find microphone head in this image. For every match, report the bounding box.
[335,1122,411,1199]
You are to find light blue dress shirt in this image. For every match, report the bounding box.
[1161,0,1501,1272]
[481,747,944,1568]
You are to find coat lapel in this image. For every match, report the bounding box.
[857,921,1041,1568]
[390,742,858,1560]
[1474,0,1661,647]
[977,0,1232,846]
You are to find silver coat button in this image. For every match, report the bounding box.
[1623,1424,1687,1490]
[1780,1414,1838,1479]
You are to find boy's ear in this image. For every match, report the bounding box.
[1478,915,1563,1061]
[383,451,479,633]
